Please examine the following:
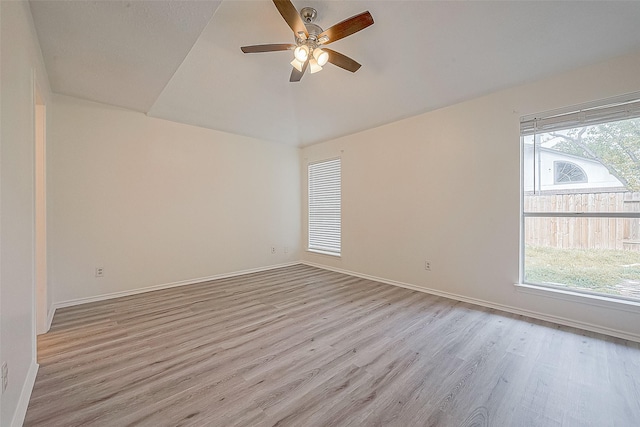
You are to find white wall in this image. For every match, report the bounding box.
[49,95,300,304]
[0,1,52,425]
[301,50,640,341]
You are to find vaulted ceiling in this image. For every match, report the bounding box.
[30,0,640,146]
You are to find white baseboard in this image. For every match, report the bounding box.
[11,360,39,427]
[46,305,56,332]
[49,260,640,343]
[301,261,640,343]
[52,262,300,311]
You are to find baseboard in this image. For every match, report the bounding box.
[301,261,640,343]
[11,360,39,427]
[53,262,300,311]
[46,305,56,331]
[49,260,640,343]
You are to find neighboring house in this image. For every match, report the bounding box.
[523,144,625,192]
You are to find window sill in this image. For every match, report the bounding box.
[307,249,341,258]
[514,283,640,314]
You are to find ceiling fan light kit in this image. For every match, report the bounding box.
[314,48,329,66]
[309,58,322,74]
[241,0,374,82]
[294,45,309,62]
[290,58,304,72]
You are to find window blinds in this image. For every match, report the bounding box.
[520,98,640,135]
[308,158,341,255]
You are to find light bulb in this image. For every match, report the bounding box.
[290,58,304,72]
[314,48,329,67]
[309,58,322,74]
[294,45,309,62]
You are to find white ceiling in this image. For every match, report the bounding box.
[30,0,640,146]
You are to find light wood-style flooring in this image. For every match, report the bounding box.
[25,264,640,426]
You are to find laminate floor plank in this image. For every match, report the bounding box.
[24,264,640,426]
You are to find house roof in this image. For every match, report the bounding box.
[525,144,605,166]
[29,0,640,147]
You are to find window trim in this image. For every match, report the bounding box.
[514,282,640,313]
[307,157,341,257]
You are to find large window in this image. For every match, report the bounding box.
[308,158,341,256]
[521,94,640,301]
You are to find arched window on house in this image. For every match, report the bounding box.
[554,161,587,184]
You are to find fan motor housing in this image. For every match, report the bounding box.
[305,23,322,37]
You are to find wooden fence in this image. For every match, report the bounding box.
[524,191,640,251]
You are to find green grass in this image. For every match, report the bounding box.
[525,245,640,298]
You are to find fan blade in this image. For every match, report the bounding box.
[241,44,295,53]
[290,60,308,82]
[318,11,374,45]
[323,48,362,73]
[273,0,308,37]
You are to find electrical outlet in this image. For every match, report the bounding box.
[2,361,8,393]
[425,261,431,271]
[95,267,104,277]
[271,246,276,254]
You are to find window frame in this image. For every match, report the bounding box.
[307,157,342,257]
[519,92,640,303]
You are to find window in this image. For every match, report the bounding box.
[554,161,587,184]
[308,158,341,256]
[521,94,640,301]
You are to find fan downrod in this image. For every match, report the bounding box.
[299,7,322,37]
[300,7,317,23]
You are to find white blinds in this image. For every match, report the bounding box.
[521,98,640,135]
[308,158,341,255]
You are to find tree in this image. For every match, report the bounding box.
[547,117,640,190]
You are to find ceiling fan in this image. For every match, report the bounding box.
[241,0,374,82]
